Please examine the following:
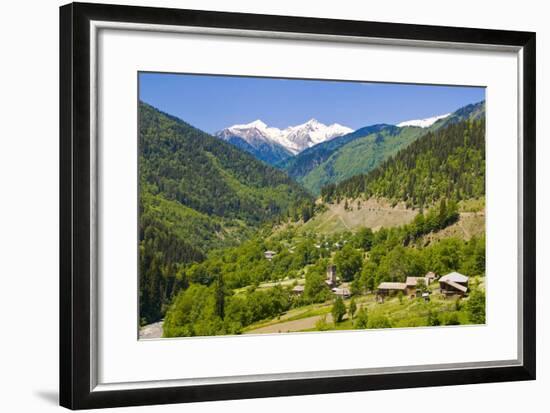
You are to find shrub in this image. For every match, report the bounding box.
[367,314,392,329]
[315,316,331,331]
[332,297,347,323]
[354,307,369,329]
[466,289,486,324]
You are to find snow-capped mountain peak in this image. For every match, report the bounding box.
[397,113,450,128]
[216,119,353,155]
[230,119,269,130]
[280,120,353,152]
[303,118,321,127]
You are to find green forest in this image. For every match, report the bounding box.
[279,124,405,181]
[139,102,313,323]
[282,101,485,195]
[321,118,485,209]
[138,100,486,337]
[162,199,485,337]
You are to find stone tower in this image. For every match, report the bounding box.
[326,264,337,286]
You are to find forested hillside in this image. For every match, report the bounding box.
[430,101,485,131]
[139,102,312,323]
[220,134,292,165]
[278,124,396,179]
[140,102,310,223]
[321,117,485,208]
[300,125,424,194]
[280,101,485,196]
[162,199,485,337]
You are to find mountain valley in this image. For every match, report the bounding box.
[138,98,487,338]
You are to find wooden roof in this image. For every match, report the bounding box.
[377,282,407,290]
[405,276,428,287]
[441,280,468,293]
[440,272,469,283]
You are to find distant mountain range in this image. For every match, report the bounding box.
[215,119,353,165]
[146,100,484,199]
[279,101,486,194]
[214,102,485,185]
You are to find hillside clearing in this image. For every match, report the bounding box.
[300,198,418,234]
[423,211,485,243]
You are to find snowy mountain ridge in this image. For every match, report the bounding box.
[397,113,451,128]
[216,119,353,155]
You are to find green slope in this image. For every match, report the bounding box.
[278,124,395,179]
[140,102,309,223]
[283,100,485,196]
[300,125,424,194]
[222,134,293,165]
[139,102,312,323]
[431,101,485,131]
[321,117,485,209]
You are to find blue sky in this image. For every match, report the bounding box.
[139,72,485,134]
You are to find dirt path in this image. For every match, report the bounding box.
[139,321,163,339]
[338,215,351,230]
[245,314,334,334]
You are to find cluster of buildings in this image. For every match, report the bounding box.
[292,264,351,298]
[266,247,470,302]
[265,250,352,298]
[377,271,469,301]
[291,265,469,302]
[325,265,351,298]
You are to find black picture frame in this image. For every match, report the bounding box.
[60,2,536,410]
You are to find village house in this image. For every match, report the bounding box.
[404,275,432,298]
[425,271,437,284]
[439,271,469,297]
[405,272,436,298]
[292,285,305,295]
[332,287,351,298]
[377,282,407,297]
[264,250,276,261]
[377,271,438,301]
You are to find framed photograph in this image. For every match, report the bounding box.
[60,2,536,409]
